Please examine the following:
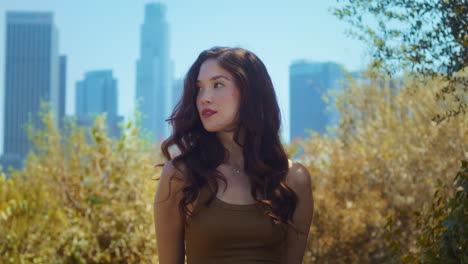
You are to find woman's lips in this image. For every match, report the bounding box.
[202,109,217,118]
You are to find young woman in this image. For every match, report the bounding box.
[154,47,313,264]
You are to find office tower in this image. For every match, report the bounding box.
[289,60,344,141]
[59,55,67,130]
[1,12,60,170]
[75,70,123,138]
[135,3,171,141]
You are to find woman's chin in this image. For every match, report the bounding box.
[203,126,232,133]
[202,122,237,133]
[202,125,219,132]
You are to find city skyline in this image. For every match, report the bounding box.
[0,0,369,154]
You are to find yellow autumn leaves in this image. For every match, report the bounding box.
[1,69,466,263]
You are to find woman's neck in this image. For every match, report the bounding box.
[217,130,244,167]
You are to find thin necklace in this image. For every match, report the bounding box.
[228,139,242,175]
[229,163,242,175]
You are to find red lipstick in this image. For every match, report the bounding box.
[201,108,217,118]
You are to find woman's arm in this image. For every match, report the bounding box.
[282,160,314,264]
[154,161,186,264]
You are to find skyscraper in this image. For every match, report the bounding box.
[75,70,123,138]
[289,60,344,141]
[1,12,60,170]
[59,55,67,130]
[135,3,171,141]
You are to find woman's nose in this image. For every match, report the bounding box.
[199,89,213,104]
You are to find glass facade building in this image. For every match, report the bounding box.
[75,70,123,139]
[135,3,171,141]
[1,12,60,170]
[289,60,344,141]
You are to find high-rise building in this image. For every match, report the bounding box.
[59,55,67,130]
[289,60,344,142]
[135,3,171,141]
[75,70,123,138]
[1,12,60,170]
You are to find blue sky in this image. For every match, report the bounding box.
[0,0,369,152]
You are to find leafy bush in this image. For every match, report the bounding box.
[0,107,160,263]
[295,70,467,263]
[0,70,466,263]
[386,160,467,263]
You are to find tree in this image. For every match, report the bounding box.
[333,0,468,123]
[385,160,467,263]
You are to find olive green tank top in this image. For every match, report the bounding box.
[185,184,286,264]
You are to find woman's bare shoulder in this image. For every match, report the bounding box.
[155,160,190,206]
[160,159,189,185]
[286,159,312,188]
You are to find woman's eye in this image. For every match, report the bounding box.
[214,82,223,88]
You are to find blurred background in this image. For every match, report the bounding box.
[0,0,369,170]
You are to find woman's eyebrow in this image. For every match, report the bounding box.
[196,75,231,84]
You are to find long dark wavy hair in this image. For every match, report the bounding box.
[159,46,300,233]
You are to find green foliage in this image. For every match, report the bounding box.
[333,0,468,123]
[418,159,467,263]
[386,160,467,263]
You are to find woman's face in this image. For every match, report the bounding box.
[196,58,241,132]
